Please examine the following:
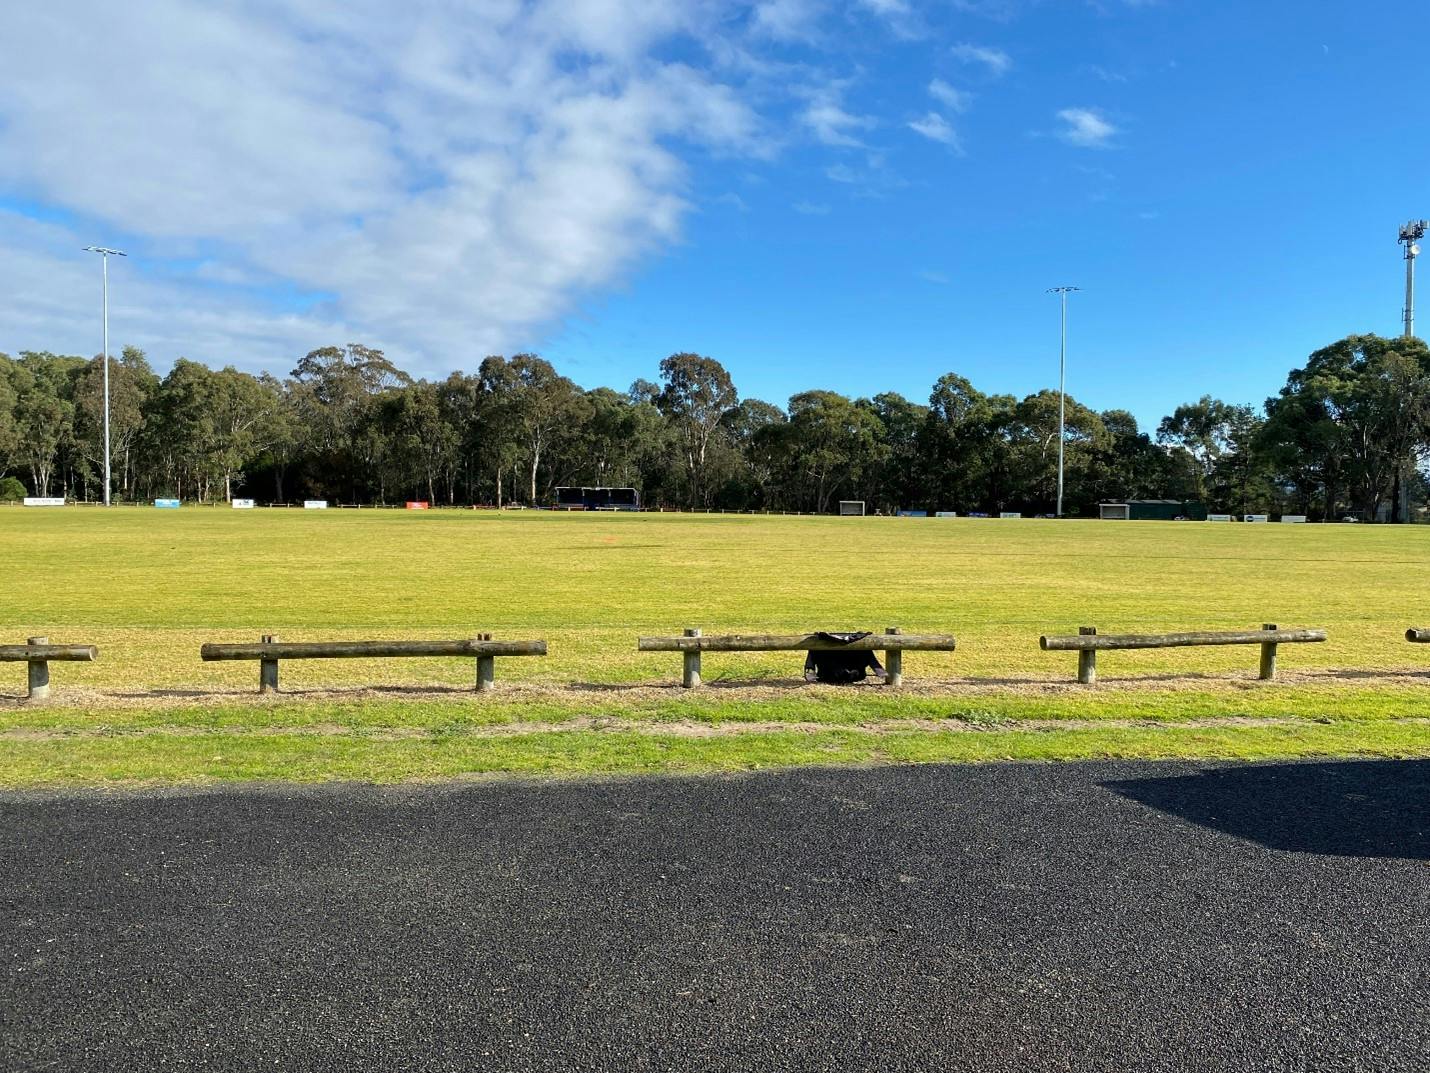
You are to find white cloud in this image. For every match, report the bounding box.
[825,163,859,183]
[752,0,825,41]
[928,79,973,113]
[1056,107,1119,147]
[792,201,831,215]
[951,43,1012,76]
[799,85,875,147]
[0,1,771,375]
[908,112,963,151]
[858,0,911,13]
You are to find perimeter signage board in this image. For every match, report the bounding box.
[405,501,430,510]
[232,499,255,509]
[303,500,328,510]
[154,499,181,509]
[22,498,66,507]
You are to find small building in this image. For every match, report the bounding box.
[554,486,641,511]
[1099,499,1206,521]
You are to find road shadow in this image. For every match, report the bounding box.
[1104,760,1430,860]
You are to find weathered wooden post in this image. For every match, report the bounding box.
[476,632,495,692]
[259,634,280,694]
[27,636,49,702]
[1259,623,1278,681]
[885,626,903,687]
[682,628,702,689]
[1078,626,1097,685]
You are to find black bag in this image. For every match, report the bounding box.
[804,632,886,685]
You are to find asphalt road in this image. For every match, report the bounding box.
[3,759,1428,1072]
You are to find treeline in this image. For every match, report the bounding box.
[1,334,1427,519]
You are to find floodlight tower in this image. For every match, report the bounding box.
[1048,286,1080,518]
[1401,220,1428,339]
[82,246,127,506]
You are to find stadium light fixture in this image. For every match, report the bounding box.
[82,246,127,506]
[1400,220,1428,339]
[1047,286,1080,518]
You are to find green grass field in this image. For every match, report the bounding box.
[4,506,1430,787]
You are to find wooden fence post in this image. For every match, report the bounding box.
[259,634,279,694]
[26,635,49,702]
[682,628,702,689]
[885,627,903,687]
[1259,623,1278,681]
[1077,626,1097,685]
[476,632,495,692]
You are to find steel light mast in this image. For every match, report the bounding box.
[82,246,127,505]
[1401,221,1428,339]
[1048,286,1080,518]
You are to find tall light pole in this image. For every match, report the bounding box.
[82,246,126,505]
[1048,286,1079,518]
[1401,220,1428,339]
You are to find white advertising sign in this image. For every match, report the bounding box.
[1280,515,1307,523]
[1207,514,1232,522]
[22,497,66,507]
[999,512,1021,519]
[303,500,329,510]
[231,499,255,509]
[1244,514,1269,523]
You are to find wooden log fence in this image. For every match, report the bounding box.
[637,627,957,688]
[199,634,547,693]
[0,636,98,701]
[1406,628,1430,643]
[1039,624,1327,684]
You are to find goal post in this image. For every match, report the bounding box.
[838,501,866,516]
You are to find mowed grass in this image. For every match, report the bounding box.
[2,505,1430,786]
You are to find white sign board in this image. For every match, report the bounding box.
[1207,514,1232,522]
[1244,514,1269,523]
[232,499,255,509]
[22,497,65,507]
[935,512,957,518]
[303,500,328,510]
[1280,514,1307,523]
[999,512,1021,519]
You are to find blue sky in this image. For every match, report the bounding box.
[1,1,1426,431]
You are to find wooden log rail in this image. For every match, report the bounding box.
[0,636,98,701]
[637,628,957,688]
[1039,625,1327,684]
[1406,628,1430,643]
[199,635,547,693]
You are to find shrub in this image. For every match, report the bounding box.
[0,476,28,502]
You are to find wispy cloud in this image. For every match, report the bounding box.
[920,270,952,285]
[857,0,911,15]
[751,0,825,42]
[951,43,1012,76]
[928,79,973,113]
[1087,64,1129,83]
[1056,107,1119,147]
[908,112,963,151]
[799,85,875,147]
[792,201,831,215]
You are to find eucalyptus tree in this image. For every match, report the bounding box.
[656,352,737,507]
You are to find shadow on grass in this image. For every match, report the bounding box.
[1104,759,1430,860]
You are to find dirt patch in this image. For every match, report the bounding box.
[3,666,1429,713]
[7,714,1423,743]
